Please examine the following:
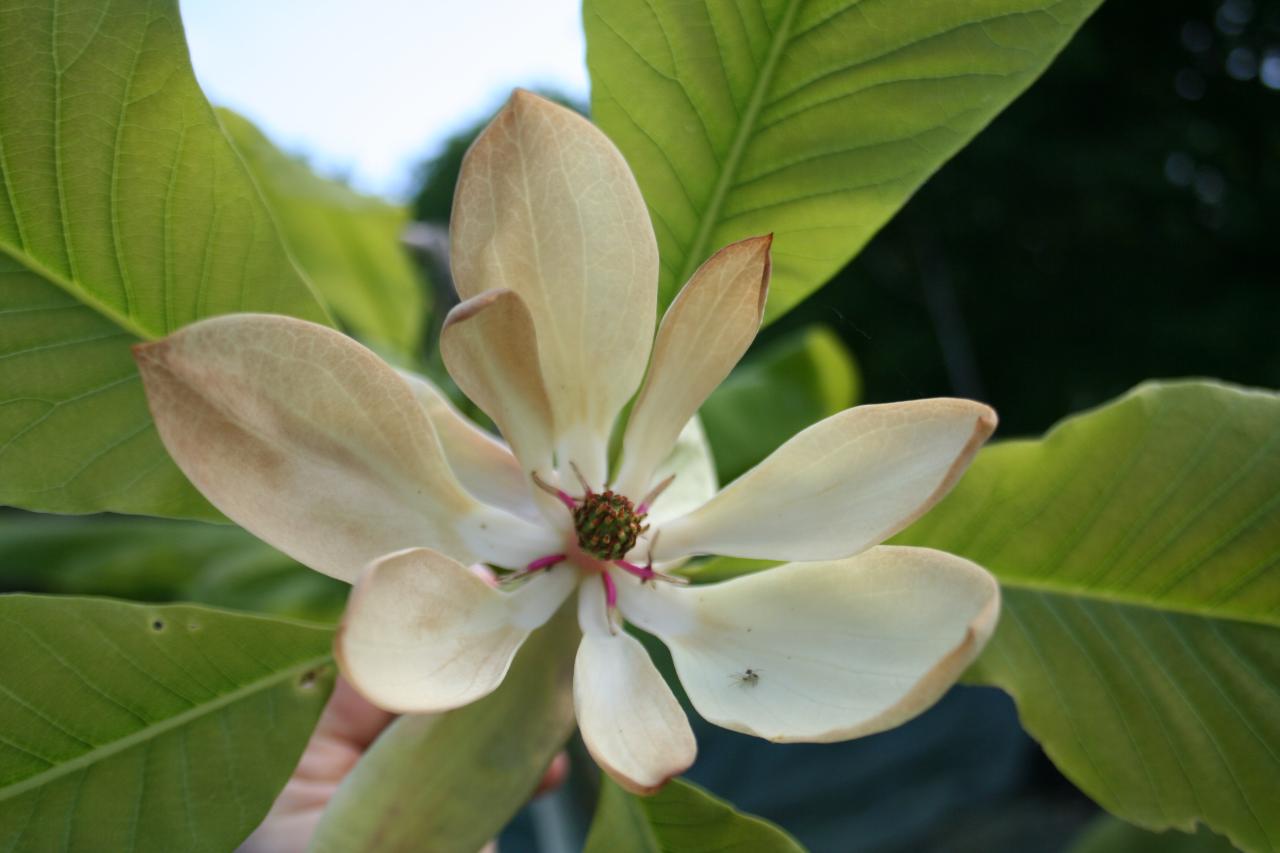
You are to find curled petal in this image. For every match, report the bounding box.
[615,235,771,498]
[451,90,658,484]
[337,548,576,714]
[439,289,556,482]
[574,582,696,794]
[653,399,996,562]
[397,369,537,521]
[134,314,557,581]
[617,546,999,743]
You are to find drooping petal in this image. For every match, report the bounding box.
[617,546,999,743]
[134,314,557,581]
[615,236,771,498]
[439,289,556,480]
[337,548,576,714]
[450,90,659,484]
[652,399,997,562]
[397,368,536,521]
[573,581,696,794]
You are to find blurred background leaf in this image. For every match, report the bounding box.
[0,595,334,852]
[700,324,859,484]
[584,776,805,853]
[1069,815,1240,853]
[0,0,332,520]
[584,0,1106,322]
[0,512,346,623]
[893,380,1280,852]
[219,109,428,360]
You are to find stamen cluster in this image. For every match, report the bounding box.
[574,490,647,560]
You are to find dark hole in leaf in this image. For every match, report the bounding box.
[151,619,165,632]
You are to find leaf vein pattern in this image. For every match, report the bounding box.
[1123,608,1268,845]
[50,0,80,287]
[1085,397,1228,588]
[1000,594,1120,803]
[673,0,804,286]
[107,9,148,318]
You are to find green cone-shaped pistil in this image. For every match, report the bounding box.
[574,491,645,560]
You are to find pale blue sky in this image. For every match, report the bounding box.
[180,0,590,199]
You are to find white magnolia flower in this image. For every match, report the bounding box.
[135,91,999,795]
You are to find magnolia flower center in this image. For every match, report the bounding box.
[519,468,688,615]
[573,490,645,560]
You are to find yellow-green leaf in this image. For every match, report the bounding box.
[0,0,331,518]
[219,109,426,357]
[584,776,806,853]
[0,596,334,852]
[896,380,1280,853]
[586,0,1105,321]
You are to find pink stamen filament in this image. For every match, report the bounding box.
[531,471,580,510]
[614,559,656,581]
[527,554,566,573]
[500,553,565,586]
[614,559,689,586]
[601,571,618,608]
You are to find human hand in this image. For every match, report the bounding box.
[241,677,568,852]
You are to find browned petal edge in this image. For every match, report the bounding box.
[763,557,1001,745]
[585,733,697,797]
[131,335,191,394]
[679,233,774,321]
[753,233,774,318]
[131,337,181,426]
[507,88,613,150]
[130,338,167,364]
[132,314,428,403]
[625,233,775,446]
[872,401,999,545]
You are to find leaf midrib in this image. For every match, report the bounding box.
[0,240,155,342]
[995,574,1279,630]
[0,652,332,803]
[675,0,804,286]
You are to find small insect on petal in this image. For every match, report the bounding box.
[731,668,761,686]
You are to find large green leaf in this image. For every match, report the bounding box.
[0,595,334,851]
[584,776,806,853]
[585,0,1104,321]
[218,109,426,357]
[310,604,579,853]
[0,0,331,518]
[894,381,1280,853]
[0,513,346,622]
[700,324,859,483]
